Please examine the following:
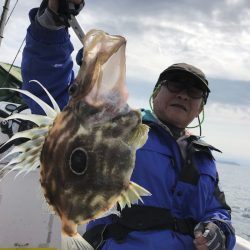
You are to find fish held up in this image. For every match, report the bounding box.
[0,29,150,247]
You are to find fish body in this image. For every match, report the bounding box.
[41,103,149,235]
[0,29,150,244]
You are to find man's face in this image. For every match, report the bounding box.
[153,81,204,128]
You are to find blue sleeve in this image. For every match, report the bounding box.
[196,157,236,250]
[21,8,75,114]
[199,175,236,250]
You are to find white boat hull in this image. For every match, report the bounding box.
[0,168,248,249]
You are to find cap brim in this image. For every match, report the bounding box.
[161,68,210,92]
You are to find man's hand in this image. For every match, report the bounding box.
[194,222,226,250]
[48,0,83,14]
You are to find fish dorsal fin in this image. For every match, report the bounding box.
[29,80,61,113]
[3,113,54,126]
[0,79,60,118]
[0,81,59,178]
[118,181,151,210]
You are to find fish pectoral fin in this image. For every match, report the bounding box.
[127,124,149,149]
[118,181,151,210]
[61,232,94,250]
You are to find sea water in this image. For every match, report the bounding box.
[217,162,250,241]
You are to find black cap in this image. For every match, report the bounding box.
[154,63,210,93]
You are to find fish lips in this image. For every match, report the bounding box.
[170,103,188,112]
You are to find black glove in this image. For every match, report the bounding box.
[194,221,226,250]
[76,47,84,66]
[37,0,85,27]
[58,0,85,26]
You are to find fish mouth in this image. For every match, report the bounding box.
[170,103,188,112]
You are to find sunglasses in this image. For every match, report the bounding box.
[161,80,206,99]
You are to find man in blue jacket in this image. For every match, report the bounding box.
[21,0,236,249]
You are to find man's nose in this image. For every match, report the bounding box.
[176,89,190,100]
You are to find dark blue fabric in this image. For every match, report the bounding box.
[21,9,236,249]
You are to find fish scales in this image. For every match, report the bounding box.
[0,29,151,247]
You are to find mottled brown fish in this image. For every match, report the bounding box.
[0,29,150,248]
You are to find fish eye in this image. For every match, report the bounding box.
[69,148,88,175]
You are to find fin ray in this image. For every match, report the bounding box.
[30,79,61,112]
[0,137,44,163]
[0,87,57,117]
[0,127,48,151]
[127,123,149,149]
[4,113,53,126]
[118,181,151,210]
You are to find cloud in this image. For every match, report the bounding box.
[201,102,250,164]
[73,0,250,82]
[208,78,250,106]
[2,0,250,82]
[1,0,249,164]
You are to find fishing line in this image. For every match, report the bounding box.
[187,108,205,128]
[4,0,19,26]
[1,36,25,89]
[187,100,205,133]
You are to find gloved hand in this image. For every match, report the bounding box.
[48,0,84,15]
[193,221,226,250]
[37,0,84,29]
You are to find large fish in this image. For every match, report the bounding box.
[0,30,150,249]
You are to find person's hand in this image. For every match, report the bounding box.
[193,221,226,250]
[37,0,84,28]
[48,0,83,14]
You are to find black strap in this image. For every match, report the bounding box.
[179,135,220,185]
[118,205,196,233]
[83,205,197,249]
[214,173,232,213]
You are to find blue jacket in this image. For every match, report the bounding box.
[22,8,236,250]
[86,110,235,250]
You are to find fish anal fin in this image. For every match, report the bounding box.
[118,181,151,210]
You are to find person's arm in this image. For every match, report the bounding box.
[193,170,236,250]
[21,0,82,114]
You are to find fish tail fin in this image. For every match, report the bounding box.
[118,181,151,209]
[61,233,94,250]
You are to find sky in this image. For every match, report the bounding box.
[0,0,250,165]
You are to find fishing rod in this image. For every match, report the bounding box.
[0,0,11,47]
